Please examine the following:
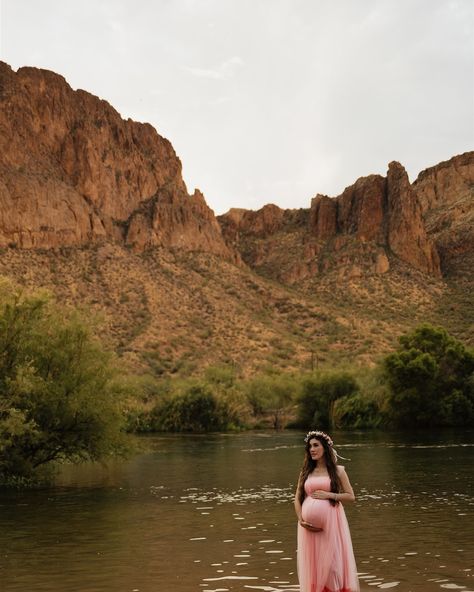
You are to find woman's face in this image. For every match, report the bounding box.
[308,438,325,461]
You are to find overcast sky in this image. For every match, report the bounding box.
[1,0,473,214]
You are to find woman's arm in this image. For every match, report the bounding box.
[294,476,303,521]
[311,467,356,503]
[337,466,355,502]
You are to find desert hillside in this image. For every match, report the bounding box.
[0,62,472,376]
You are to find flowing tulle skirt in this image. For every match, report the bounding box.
[297,501,359,592]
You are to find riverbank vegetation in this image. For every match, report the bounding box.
[0,282,131,486]
[129,321,473,434]
[1,282,472,484]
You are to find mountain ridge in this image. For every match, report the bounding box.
[0,62,472,375]
[0,61,237,262]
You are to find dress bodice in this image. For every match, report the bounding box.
[304,475,331,495]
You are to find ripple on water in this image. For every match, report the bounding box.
[203,575,259,581]
[177,485,294,505]
[243,585,300,591]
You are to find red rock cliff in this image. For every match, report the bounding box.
[0,62,235,260]
[219,153,474,282]
[412,152,474,268]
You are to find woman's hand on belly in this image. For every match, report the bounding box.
[311,489,333,500]
[299,519,323,532]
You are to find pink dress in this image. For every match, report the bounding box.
[297,475,359,592]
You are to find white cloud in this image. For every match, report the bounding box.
[185,55,244,80]
[184,66,223,80]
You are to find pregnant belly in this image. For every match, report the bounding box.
[301,497,331,529]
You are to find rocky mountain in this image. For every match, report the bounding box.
[414,153,474,270]
[0,62,472,375]
[0,61,236,260]
[218,152,474,284]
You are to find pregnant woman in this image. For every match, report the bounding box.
[294,430,359,592]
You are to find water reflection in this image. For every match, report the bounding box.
[0,430,473,591]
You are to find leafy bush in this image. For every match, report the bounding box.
[0,282,129,483]
[297,371,359,428]
[333,393,382,428]
[150,382,242,432]
[243,373,298,429]
[204,365,237,389]
[384,324,474,426]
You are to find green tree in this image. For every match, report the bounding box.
[384,324,474,426]
[0,282,129,482]
[244,373,297,429]
[151,381,242,432]
[297,371,359,428]
[333,393,382,429]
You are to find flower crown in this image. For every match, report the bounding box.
[304,430,333,447]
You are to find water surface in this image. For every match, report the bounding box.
[0,430,472,592]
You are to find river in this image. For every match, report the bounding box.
[0,429,473,592]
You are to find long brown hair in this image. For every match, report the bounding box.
[297,434,341,506]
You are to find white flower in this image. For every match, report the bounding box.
[304,430,333,447]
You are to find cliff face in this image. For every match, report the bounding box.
[413,152,474,270]
[2,61,471,281]
[218,154,474,282]
[0,62,235,259]
[386,161,440,276]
